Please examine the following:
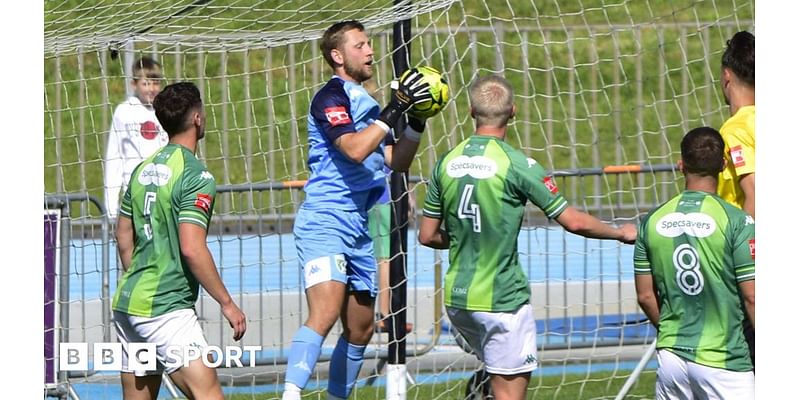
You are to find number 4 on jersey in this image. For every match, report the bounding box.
[458,184,481,233]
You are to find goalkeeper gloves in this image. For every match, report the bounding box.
[377,68,432,130]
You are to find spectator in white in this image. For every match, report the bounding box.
[104,56,169,218]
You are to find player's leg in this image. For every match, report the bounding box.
[476,304,538,400]
[284,209,353,399]
[168,355,224,400]
[114,311,164,400]
[654,349,692,400]
[120,373,162,400]
[687,360,754,400]
[489,373,530,400]
[327,218,378,400]
[328,290,375,399]
[133,309,222,400]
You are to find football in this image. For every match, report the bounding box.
[402,66,449,119]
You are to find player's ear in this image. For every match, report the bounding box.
[720,67,732,88]
[510,104,516,119]
[470,106,475,120]
[331,48,344,66]
[676,159,684,174]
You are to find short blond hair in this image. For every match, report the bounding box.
[468,75,514,128]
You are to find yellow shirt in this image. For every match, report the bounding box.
[717,105,755,209]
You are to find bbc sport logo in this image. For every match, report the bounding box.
[59,343,262,371]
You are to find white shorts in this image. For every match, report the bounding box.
[656,349,754,400]
[446,303,538,375]
[113,309,209,376]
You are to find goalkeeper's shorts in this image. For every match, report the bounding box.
[294,206,377,297]
[446,303,538,376]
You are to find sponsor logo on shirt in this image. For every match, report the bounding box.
[655,212,716,238]
[137,164,172,186]
[140,121,159,140]
[543,176,559,194]
[446,155,498,179]
[324,106,352,126]
[749,238,755,259]
[730,145,746,168]
[194,193,213,213]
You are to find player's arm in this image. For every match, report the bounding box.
[418,158,448,248]
[739,173,755,218]
[115,215,134,272]
[336,70,431,166]
[634,273,660,328]
[732,213,755,328]
[418,215,449,249]
[179,174,246,340]
[335,123,394,163]
[555,207,637,244]
[179,223,246,341]
[738,280,755,329]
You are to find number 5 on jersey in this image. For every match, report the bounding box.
[458,184,481,233]
[143,191,156,240]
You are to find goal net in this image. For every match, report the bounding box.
[44,0,754,398]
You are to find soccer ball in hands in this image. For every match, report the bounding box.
[401,66,449,119]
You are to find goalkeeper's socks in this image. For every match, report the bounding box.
[281,383,301,400]
[327,336,367,399]
[284,325,324,392]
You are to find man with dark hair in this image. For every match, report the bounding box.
[281,20,432,400]
[718,30,755,368]
[104,56,169,219]
[718,31,755,217]
[418,75,636,400]
[635,126,755,400]
[113,81,247,400]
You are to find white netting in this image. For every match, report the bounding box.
[44,0,753,398]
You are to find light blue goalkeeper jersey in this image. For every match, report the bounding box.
[302,76,391,212]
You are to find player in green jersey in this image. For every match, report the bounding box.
[112,82,247,400]
[418,75,637,400]
[634,126,755,399]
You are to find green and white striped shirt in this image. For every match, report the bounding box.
[113,143,216,317]
[423,135,567,312]
[634,190,755,371]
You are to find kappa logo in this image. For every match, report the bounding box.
[137,164,172,186]
[194,193,213,213]
[324,106,352,126]
[527,158,537,168]
[730,145,746,168]
[655,212,716,238]
[446,155,498,179]
[745,215,754,225]
[543,176,559,194]
[524,354,537,365]
[200,171,214,180]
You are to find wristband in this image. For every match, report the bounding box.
[374,119,391,134]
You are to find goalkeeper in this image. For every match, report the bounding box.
[282,20,431,400]
[418,75,636,400]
